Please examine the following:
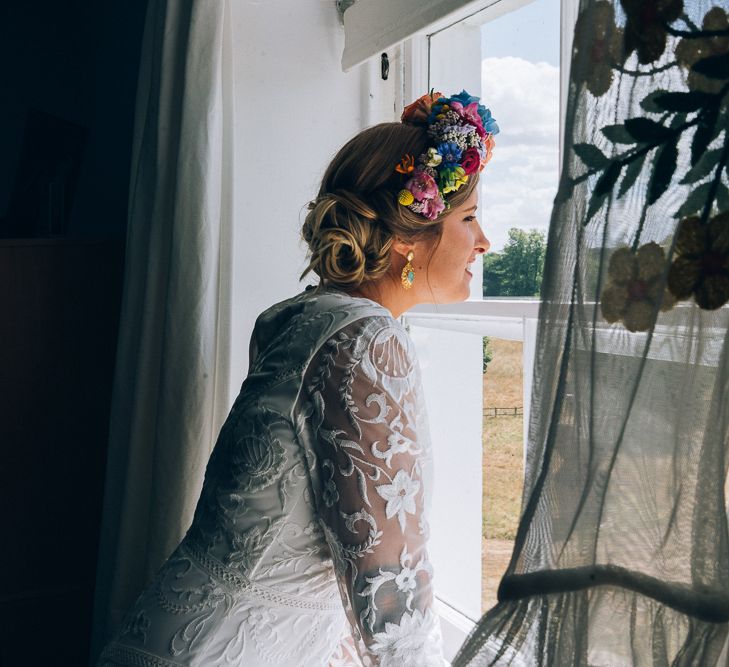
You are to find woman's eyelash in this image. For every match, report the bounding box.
[464,215,477,222]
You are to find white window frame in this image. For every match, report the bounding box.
[390,0,575,657]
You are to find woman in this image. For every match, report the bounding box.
[99,90,497,667]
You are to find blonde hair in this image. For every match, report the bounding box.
[301,122,479,288]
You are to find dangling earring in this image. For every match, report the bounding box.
[401,250,415,289]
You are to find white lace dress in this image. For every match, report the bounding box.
[99,287,446,667]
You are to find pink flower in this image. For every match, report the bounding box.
[450,100,486,137]
[405,169,438,202]
[421,196,445,220]
[462,102,486,135]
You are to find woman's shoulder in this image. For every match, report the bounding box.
[249,286,403,367]
[254,285,394,334]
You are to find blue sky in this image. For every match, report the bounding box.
[478,0,560,251]
[481,0,560,67]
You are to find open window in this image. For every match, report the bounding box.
[392,0,567,657]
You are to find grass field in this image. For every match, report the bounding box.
[481,339,524,611]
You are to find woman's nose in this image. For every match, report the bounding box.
[475,224,490,254]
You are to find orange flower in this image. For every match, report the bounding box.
[395,154,415,174]
[401,91,444,125]
[481,134,496,167]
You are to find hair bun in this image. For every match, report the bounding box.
[301,190,391,287]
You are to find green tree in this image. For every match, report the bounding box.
[482,228,546,297]
[482,252,505,296]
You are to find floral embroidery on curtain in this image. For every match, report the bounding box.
[455,1,729,664]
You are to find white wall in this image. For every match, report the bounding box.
[229,1,372,395]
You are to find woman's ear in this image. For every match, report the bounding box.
[391,238,414,259]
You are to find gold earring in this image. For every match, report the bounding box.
[401,250,415,289]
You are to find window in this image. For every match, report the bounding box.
[393,0,568,657]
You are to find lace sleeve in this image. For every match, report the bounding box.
[305,316,445,667]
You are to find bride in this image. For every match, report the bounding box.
[99,90,497,667]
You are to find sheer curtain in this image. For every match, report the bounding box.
[455,0,729,664]
[91,0,234,654]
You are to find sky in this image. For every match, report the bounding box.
[478,0,560,252]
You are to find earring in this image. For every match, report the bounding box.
[401,250,415,289]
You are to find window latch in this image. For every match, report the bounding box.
[381,52,389,81]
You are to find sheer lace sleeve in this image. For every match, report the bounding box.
[305,316,445,667]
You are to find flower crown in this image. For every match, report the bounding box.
[396,90,498,220]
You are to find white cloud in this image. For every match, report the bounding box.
[480,57,560,251]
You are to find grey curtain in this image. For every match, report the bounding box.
[91,0,234,656]
[456,1,729,664]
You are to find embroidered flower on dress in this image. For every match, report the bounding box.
[359,546,434,631]
[620,0,683,64]
[600,242,676,332]
[233,414,288,493]
[668,212,729,310]
[369,608,443,667]
[371,417,420,468]
[376,469,420,533]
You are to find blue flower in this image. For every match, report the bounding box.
[479,106,499,135]
[436,141,462,165]
[449,90,480,107]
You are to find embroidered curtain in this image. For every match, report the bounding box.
[91,0,234,655]
[455,0,729,664]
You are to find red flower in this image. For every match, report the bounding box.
[461,148,482,175]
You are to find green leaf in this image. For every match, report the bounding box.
[648,139,678,205]
[691,52,729,80]
[601,124,636,144]
[594,162,623,197]
[653,91,715,112]
[717,182,729,212]
[680,148,723,184]
[675,182,712,218]
[574,143,609,168]
[691,106,719,166]
[625,117,673,143]
[618,155,645,198]
[640,91,669,114]
[585,191,608,225]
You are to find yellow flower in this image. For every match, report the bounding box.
[398,189,415,206]
[441,168,468,194]
[600,242,676,332]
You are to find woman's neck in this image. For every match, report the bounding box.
[344,274,421,319]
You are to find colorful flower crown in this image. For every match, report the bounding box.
[396,90,498,220]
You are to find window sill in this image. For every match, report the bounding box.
[435,597,477,663]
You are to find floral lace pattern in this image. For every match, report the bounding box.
[304,315,444,664]
[98,288,443,667]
